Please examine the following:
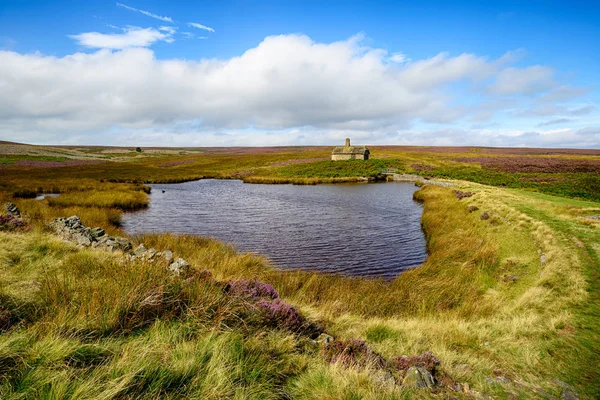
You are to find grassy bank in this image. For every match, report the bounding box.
[1,183,599,398]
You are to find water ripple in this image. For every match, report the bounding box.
[122,180,427,279]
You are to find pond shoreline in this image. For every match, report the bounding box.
[123,179,427,280]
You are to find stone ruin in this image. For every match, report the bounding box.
[48,216,190,276]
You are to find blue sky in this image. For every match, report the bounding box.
[0,0,599,147]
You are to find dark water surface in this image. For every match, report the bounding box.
[123,180,426,279]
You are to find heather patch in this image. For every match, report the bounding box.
[255,298,322,338]
[391,351,440,374]
[455,156,600,173]
[226,279,279,299]
[0,215,26,231]
[453,190,473,200]
[321,338,386,368]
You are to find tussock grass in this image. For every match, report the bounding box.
[1,144,599,398]
[47,189,149,210]
[139,186,496,318]
[134,185,600,397]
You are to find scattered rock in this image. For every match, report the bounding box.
[144,248,157,260]
[586,215,600,221]
[93,235,132,252]
[3,202,20,217]
[402,366,435,389]
[157,250,174,263]
[480,212,490,220]
[315,333,334,344]
[133,244,147,257]
[540,254,548,265]
[468,205,479,213]
[90,227,105,239]
[372,370,396,387]
[168,258,190,276]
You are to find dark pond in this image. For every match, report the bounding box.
[122,180,426,279]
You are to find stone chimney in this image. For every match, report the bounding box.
[345,138,351,147]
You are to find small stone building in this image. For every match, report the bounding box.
[331,138,370,161]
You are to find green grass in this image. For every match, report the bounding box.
[418,165,600,201]
[0,155,69,164]
[1,144,599,398]
[3,183,598,398]
[274,159,403,178]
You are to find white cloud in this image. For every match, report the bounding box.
[0,34,596,147]
[389,52,409,63]
[188,22,215,32]
[116,2,173,23]
[69,26,174,49]
[489,66,555,95]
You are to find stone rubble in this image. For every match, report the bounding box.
[48,216,190,276]
[4,202,21,217]
[402,366,435,389]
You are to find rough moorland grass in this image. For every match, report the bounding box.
[1,184,598,398]
[137,185,599,398]
[0,155,68,164]
[47,189,149,210]
[1,145,599,398]
[0,232,310,399]
[3,145,598,201]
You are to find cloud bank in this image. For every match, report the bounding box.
[0,34,597,147]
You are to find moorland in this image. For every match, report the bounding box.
[0,140,599,399]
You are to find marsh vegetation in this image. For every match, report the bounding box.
[0,142,599,398]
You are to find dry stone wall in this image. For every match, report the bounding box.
[48,216,189,275]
